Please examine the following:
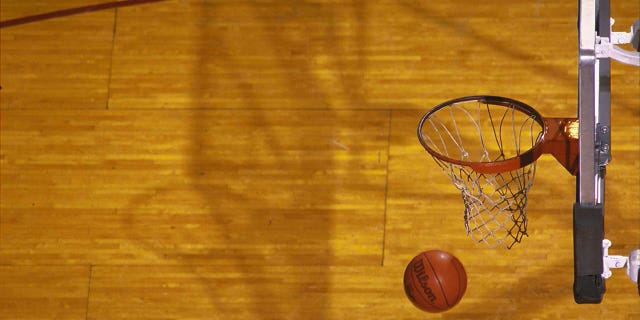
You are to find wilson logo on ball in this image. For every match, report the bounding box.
[413,259,437,302]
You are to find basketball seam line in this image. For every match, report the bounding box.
[452,258,465,304]
[425,254,452,309]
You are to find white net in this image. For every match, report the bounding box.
[419,99,544,249]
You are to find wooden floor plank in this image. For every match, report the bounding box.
[88,265,414,320]
[1,109,389,266]
[0,1,114,109]
[107,1,585,110]
[0,266,90,320]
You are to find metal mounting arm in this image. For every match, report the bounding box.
[601,239,640,297]
[596,18,640,66]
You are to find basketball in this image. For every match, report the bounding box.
[403,250,467,313]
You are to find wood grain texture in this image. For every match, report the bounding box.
[0,266,90,320]
[107,0,588,110]
[1,109,389,266]
[0,1,115,109]
[1,0,639,319]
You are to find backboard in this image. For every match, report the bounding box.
[574,0,640,303]
[572,0,610,304]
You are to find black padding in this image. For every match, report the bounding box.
[574,275,604,304]
[573,204,604,275]
[573,204,605,303]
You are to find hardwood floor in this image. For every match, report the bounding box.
[1,1,638,319]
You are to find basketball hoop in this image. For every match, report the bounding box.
[417,96,579,249]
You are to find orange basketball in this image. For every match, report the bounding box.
[403,250,467,313]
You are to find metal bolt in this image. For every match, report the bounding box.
[600,126,609,134]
